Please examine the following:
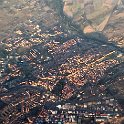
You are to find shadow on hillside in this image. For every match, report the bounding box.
[84,31,124,53]
[85,31,108,42]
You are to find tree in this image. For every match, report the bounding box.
[51,78,67,97]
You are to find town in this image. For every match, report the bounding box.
[0,0,124,124]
